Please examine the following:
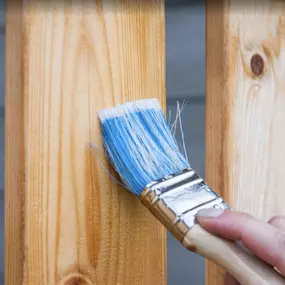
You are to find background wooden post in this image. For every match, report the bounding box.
[206,0,285,284]
[5,1,166,284]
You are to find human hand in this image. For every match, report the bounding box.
[196,208,285,285]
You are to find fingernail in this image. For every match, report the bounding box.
[196,208,224,218]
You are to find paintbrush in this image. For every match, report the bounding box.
[98,98,285,285]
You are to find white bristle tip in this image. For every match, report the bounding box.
[98,98,161,121]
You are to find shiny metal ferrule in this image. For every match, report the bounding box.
[139,168,230,243]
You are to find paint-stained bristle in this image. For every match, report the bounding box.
[98,98,190,195]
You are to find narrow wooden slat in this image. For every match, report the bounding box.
[5,1,166,284]
[5,2,25,284]
[206,1,285,284]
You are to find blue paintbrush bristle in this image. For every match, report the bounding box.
[98,98,190,196]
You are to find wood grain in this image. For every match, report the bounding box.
[206,0,285,284]
[5,1,166,284]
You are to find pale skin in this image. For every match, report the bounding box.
[196,209,285,285]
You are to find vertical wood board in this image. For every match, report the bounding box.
[206,1,285,284]
[5,1,166,284]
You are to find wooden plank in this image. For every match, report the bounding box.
[5,3,25,285]
[206,0,285,284]
[5,1,166,284]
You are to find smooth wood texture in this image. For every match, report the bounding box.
[5,1,166,284]
[183,224,285,285]
[206,1,285,284]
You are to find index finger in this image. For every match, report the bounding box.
[196,209,285,276]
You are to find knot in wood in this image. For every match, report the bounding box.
[60,273,92,285]
[250,54,264,76]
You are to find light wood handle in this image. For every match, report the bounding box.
[183,224,285,285]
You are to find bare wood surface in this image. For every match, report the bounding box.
[5,1,166,284]
[206,1,285,284]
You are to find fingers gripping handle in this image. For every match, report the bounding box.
[183,224,285,285]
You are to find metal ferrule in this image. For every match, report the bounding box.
[139,168,231,243]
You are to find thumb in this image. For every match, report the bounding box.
[195,208,285,276]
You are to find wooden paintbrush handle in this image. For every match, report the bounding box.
[183,224,285,285]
